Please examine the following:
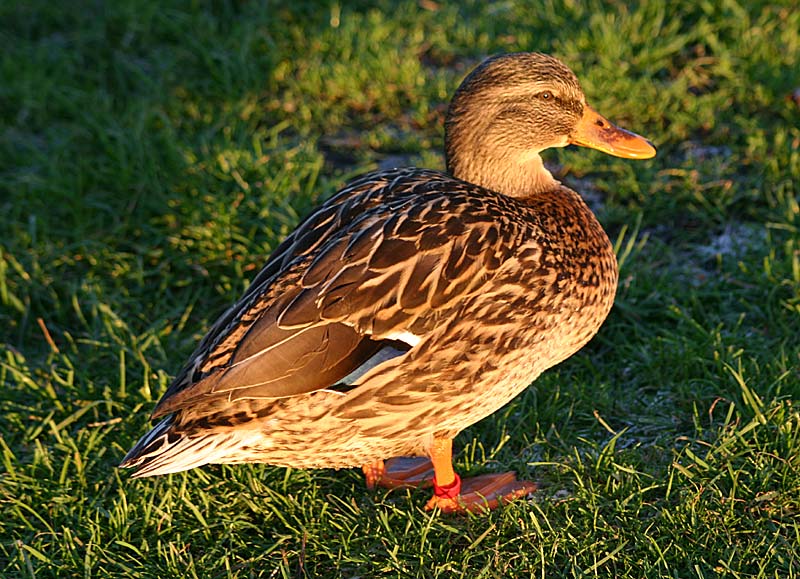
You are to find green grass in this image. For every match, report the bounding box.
[2,0,799,576]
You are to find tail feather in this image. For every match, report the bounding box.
[119,416,262,477]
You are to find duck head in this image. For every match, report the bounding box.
[444,52,656,197]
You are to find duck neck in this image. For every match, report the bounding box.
[447,149,560,198]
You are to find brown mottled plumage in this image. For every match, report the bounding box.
[120,53,655,512]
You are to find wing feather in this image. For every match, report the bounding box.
[152,168,533,418]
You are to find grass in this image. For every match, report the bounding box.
[1,0,799,576]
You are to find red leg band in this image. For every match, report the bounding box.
[433,473,461,499]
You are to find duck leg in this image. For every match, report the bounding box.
[424,437,538,513]
[363,438,538,513]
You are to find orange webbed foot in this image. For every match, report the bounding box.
[424,471,537,514]
[362,457,435,490]
[362,459,387,490]
[364,438,537,514]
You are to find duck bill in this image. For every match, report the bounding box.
[569,104,656,159]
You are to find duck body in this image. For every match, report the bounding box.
[122,53,654,511]
[125,167,616,474]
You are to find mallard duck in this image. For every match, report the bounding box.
[121,52,655,513]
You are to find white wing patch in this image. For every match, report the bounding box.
[338,344,409,386]
[384,331,421,347]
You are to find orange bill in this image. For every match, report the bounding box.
[569,104,656,159]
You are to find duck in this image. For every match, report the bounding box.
[120,52,655,513]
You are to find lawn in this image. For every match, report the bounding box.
[2,0,799,577]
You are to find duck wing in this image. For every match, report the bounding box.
[151,168,524,418]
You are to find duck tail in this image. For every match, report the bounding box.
[119,416,257,478]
